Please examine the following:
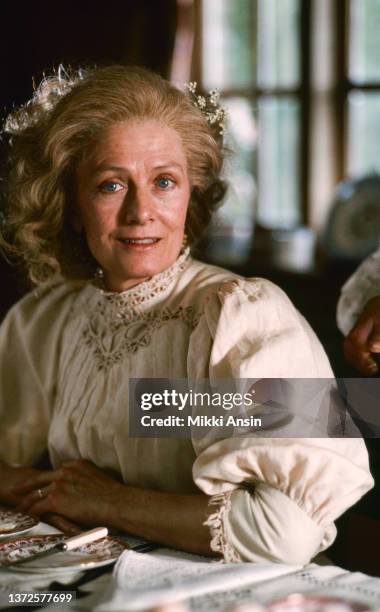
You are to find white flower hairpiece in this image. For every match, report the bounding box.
[4,65,86,135]
[184,81,227,136]
[33,64,86,111]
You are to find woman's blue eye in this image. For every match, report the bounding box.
[100,181,122,193]
[156,177,173,189]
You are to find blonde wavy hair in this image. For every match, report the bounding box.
[1,65,226,285]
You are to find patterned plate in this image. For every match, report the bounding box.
[0,508,38,539]
[269,594,371,611]
[0,534,129,572]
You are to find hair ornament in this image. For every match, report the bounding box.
[39,64,86,107]
[184,81,227,136]
[4,65,86,135]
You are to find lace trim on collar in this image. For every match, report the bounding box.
[95,248,191,308]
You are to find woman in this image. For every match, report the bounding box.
[0,65,373,564]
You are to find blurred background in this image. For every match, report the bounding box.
[0,0,379,573]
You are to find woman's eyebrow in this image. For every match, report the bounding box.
[92,164,127,174]
[152,162,185,172]
[91,162,185,174]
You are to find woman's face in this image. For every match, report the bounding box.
[75,120,191,292]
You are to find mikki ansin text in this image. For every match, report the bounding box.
[140,415,263,428]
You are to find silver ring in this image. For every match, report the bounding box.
[37,488,45,499]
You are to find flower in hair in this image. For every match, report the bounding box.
[184,81,227,136]
[4,65,86,135]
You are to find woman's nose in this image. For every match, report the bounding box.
[123,186,155,224]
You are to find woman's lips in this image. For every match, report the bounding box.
[116,237,161,250]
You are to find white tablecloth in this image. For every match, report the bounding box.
[1,523,380,611]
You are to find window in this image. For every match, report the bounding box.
[196,0,305,236]
[345,0,380,177]
[191,0,380,243]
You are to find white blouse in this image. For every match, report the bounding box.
[0,251,373,564]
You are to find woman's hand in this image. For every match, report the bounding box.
[0,462,44,506]
[0,462,82,535]
[14,458,212,556]
[14,459,125,526]
[42,514,82,536]
[343,296,380,374]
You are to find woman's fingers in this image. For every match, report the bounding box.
[17,483,55,512]
[344,295,380,374]
[368,328,380,353]
[0,464,46,506]
[343,335,378,374]
[11,470,61,494]
[344,313,378,374]
[12,461,89,494]
[20,497,53,517]
[14,460,124,526]
[43,513,82,535]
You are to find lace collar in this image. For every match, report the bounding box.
[94,248,191,309]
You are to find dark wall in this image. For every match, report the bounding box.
[1,0,177,113]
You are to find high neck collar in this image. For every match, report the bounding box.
[94,248,191,309]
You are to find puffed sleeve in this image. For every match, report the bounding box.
[188,278,374,564]
[337,246,380,335]
[0,282,78,466]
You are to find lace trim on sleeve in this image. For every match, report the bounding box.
[204,491,242,563]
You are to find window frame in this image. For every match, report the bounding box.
[192,0,380,235]
[336,0,380,178]
[193,0,311,230]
